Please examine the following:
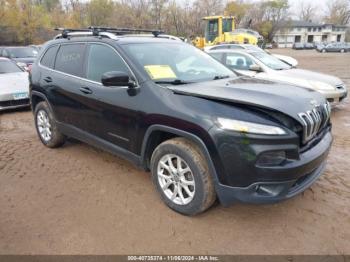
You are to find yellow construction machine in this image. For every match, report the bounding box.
[193,16,262,49]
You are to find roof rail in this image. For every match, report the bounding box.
[54,27,165,39]
[88,27,164,37]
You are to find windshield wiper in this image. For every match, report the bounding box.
[155,79,192,85]
[213,75,230,80]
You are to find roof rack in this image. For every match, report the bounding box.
[89,27,164,37]
[54,27,165,39]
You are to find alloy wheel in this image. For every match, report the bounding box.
[37,109,52,142]
[157,154,195,205]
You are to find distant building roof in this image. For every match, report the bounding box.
[285,20,348,28]
[289,20,321,27]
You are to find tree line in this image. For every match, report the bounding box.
[0,0,349,45]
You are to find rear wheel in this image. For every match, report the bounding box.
[150,138,216,215]
[322,49,326,53]
[340,49,345,53]
[34,101,66,148]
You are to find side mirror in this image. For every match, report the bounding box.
[249,64,263,72]
[101,71,136,88]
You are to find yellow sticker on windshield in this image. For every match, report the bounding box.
[144,65,177,80]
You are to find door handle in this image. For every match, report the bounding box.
[43,76,52,83]
[79,87,93,95]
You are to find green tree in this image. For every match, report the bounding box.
[325,0,350,25]
[246,0,290,42]
[224,1,251,26]
[88,0,113,26]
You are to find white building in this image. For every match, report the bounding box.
[273,21,348,48]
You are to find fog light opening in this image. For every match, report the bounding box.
[256,151,286,167]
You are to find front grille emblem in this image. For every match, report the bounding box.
[298,102,331,143]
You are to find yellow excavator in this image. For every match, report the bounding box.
[193,16,262,49]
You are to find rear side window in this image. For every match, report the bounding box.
[40,45,59,68]
[2,49,10,58]
[55,44,85,77]
[86,44,130,83]
[225,53,254,70]
[209,52,223,62]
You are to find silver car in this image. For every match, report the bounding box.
[204,44,298,67]
[208,49,347,104]
[0,57,30,111]
[317,43,348,53]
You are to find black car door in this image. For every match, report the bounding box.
[48,43,90,129]
[76,43,141,151]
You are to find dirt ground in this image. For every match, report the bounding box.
[0,49,349,255]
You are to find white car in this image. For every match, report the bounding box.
[0,57,30,111]
[205,44,298,67]
[207,49,347,104]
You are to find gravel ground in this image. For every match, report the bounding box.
[0,49,349,255]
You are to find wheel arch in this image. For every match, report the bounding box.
[140,125,220,185]
[31,91,55,117]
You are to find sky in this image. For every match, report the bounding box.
[288,0,328,20]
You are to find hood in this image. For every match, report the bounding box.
[272,54,298,67]
[0,72,29,94]
[275,68,342,88]
[169,77,326,125]
[12,57,36,65]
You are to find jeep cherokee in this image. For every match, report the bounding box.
[29,28,333,215]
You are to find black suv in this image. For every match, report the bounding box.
[30,28,333,215]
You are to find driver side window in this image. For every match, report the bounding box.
[225,53,254,70]
[86,44,131,83]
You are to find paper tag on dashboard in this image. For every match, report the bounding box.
[144,65,177,80]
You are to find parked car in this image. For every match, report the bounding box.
[0,57,30,111]
[316,42,348,53]
[30,28,332,215]
[0,46,38,70]
[208,49,347,104]
[304,43,314,49]
[29,45,42,52]
[205,44,298,67]
[344,42,350,52]
[292,43,304,50]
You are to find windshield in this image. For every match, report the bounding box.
[0,60,23,73]
[7,47,37,58]
[245,45,264,52]
[250,52,291,70]
[122,42,235,84]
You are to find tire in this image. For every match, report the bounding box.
[34,101,66,148]
[340,49,345,53]
[150,137,216,216]
[322,49,326,53]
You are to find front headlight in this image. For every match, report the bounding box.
[217,118,286,135]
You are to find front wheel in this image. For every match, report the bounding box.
[340,49,345,53]
[322,49,326,53]
[150,138,216,215]
[34,101,66,148]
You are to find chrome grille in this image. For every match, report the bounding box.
[298,102,331,143]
